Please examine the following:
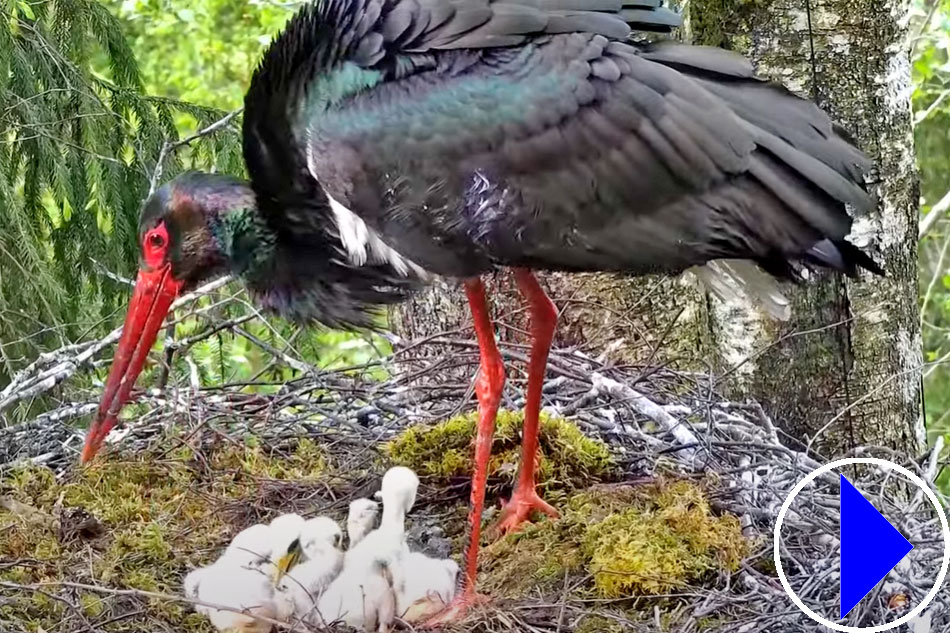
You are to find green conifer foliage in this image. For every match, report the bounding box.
[0,0,241,395]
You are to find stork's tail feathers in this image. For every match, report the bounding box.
[693,242,885,322]
[806,239,885,277]
[642,40,883,316]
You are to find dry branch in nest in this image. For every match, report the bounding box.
[0,284,946,633]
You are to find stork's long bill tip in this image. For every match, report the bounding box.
[80,265,183,464]
[80,433,102,464]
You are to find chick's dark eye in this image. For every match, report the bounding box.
[148,232,165,249]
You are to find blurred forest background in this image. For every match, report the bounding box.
[0,0,386,408]
[0,0,949,466]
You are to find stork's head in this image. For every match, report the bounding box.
[225,523,274,565]
[80,172,256,463]
[300,516,344,558]
[376,466,420,525]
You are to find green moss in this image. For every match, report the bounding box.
[687,0,765,50]
[480,480,746,599]
[0,437,328,633]
[386,410,614,491]
[575,614,630,633]
[209,436,326,480]
[584,481,745,596]
[79,593,105,618]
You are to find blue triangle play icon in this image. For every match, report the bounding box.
[840,474,914,619]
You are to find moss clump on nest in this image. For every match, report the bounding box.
[574,614,631,633]
[0,438,327,632]
[385,410,614,490]
[480,479,746,599]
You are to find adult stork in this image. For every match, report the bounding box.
[80,0,881,619]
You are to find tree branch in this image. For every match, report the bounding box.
[919,188,950,239]
[0,276,233,413]
[147,108,242,198]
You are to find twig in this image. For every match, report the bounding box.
[0,580,313,632]
[591,372,704,467]
[919,188,950,239]
[146,109,241,198]
[0,276,233,413]
[234,326,318,376]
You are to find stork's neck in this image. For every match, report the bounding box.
[381,503,406,529]
[216,205,276,280]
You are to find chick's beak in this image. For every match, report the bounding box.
[273,537,303,584]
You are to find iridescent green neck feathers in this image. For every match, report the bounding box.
[216,206,276,279]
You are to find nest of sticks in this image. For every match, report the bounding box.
[0,280,946,633]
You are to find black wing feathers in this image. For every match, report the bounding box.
[241,0,878,328]
[634,42,876,277]
[245,0,681,195]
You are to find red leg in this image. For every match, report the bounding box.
[495,269,559,534]
[424,277,504,626]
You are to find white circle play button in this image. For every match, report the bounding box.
[773,457,950,632]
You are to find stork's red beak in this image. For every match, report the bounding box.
[81,266,183,463]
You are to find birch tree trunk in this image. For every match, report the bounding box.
[686,0,923,455]
[390,0,924,456]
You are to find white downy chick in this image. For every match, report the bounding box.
[347,498,380,549]
[315,561,396,633]
[198,563,278,633]
[183,566,205,599]
[190,544,278,633]
[268,512,305,545]
[269,512,305,530]
[183,522,273,617]
[299,516,343,556]
[345,467,419,570]
[275,516,344,622]
[378,466,418,528]
[395,552,460,624]
[225,523,273,564]
[183,566,214,615]
[316,467,417,632]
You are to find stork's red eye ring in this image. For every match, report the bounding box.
[142,221,170,269]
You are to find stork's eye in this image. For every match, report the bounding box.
[142,221,170,269]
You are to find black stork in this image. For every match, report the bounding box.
[80,0,881,619]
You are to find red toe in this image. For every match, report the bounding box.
[494,488,558,535]
[419,591,488,628]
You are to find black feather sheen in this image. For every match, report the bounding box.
[232,0,879,331]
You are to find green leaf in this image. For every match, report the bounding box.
[16,0,35,20]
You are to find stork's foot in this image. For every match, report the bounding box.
[419,591,488,628]
[494,487,558,536]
